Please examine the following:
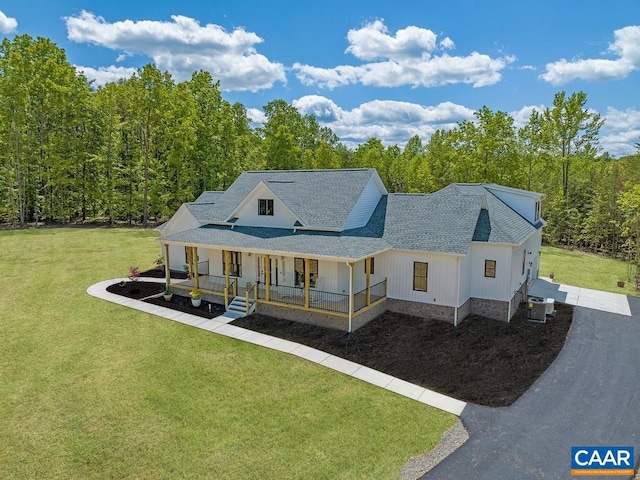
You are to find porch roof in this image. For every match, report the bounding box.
[161,224,390,262]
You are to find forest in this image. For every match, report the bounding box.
[1,35,639,272]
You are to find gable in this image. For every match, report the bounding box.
[160,204,200,237]
[342,174,386,230]
[484,184,544,225]
[230,182,300,229]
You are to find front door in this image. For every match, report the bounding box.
[257,256,279,286]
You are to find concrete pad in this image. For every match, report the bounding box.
[418,389,467,416]
[197,319,225,332]
[172,313,211,327]
[290,344,331,364]
[385,378,426,400]
[351,365,394,388]
[320,355,361,376]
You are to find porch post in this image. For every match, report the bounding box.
[193,247,199,291]
[365,257,371,306]
[164,243,171,288]
[186,246,192,279]
[224,249,230,306]
[304,257,310,309]
[348,262,354,332]
[265,254,271,302]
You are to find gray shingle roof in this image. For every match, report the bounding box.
[186,169,379,229]
[162,174,540,260]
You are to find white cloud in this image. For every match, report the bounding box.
[65,11,286,91]
[600,107,640,156]
[293,20,514,89]
[510,105,546,127]
[291,95,475,148]
[75,65,138,86]
[246,107,267,124]
[541,25,640,85]
[0,10,17,33]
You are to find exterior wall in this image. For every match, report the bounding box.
[458,253,472,307]
[468,243,513,302]
[385,250,460,307]
[386,298,456,323]
[233,183,298,228]
[161,204,200,237]
[457,297,471,325]
[342,176,383,230]
[167,244,188,272]
[469,297,509,322]
[256,300,386,332]
[485,186,541,224]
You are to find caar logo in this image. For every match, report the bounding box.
[571,446,634,476]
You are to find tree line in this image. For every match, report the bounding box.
[1,34,639,273]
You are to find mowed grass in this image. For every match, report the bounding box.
[0,228,454,479]
[540,245,639,296]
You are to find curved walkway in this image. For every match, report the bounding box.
[87,279,466,416]
[423,295,640,479]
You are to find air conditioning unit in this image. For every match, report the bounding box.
[527,296,547,323]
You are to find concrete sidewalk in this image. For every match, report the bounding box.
[529,277,631,316]
[87,278,466,416]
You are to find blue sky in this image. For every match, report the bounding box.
[2,1,640,155]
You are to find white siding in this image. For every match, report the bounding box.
[508,230,542,296]
[161,204,199,237]
[484,186,540,224]
[167,244,188,272]
[468,243,513,301]
[458,253,472,305]
[342,176,384,230]
[385,250,460,307]
[233,183,298,229]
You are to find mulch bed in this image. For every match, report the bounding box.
[232,304,573,407]
[106,280,225,319]
[106,273,573,407]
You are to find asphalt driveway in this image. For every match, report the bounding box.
[423,296,640,479]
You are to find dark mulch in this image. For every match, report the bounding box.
[106,280,225,319]
[140,266,188,280]
[232,304,573,407]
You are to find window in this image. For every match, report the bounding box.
[485,260,496,278]
[222,251,242,277]
[364,257,375,275]
[294,257,318,287]
[534,200,541,222]
[258,199,274,216]
[413,262,428,291]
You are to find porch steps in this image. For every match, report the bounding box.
[227,296,256,317]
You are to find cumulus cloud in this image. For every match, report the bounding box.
[290,95,475,147]
[65,11,286,91]
[541,25,640,85]
[293,20,514,89]
[75,65,138,87]
[0,10,17,33]
[600,107,640,156]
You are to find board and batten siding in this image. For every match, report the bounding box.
[484,186,541,225]
[468,243,513,301]
[233,183,298,229]
[162,204,199,237]
[458,252,473,306]
[341,176,384,230]
[385,250,460,307]
[508,229,542,296]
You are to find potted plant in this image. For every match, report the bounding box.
[189,288,202,307]
[163,286,174,301]
[617,279,625,288]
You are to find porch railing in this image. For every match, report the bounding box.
[259,284,350,314]
[245,282,258,314]
[354,278,387,313]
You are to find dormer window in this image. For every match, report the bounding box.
[258,199,274,216]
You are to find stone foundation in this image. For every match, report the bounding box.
[386,298,456,324]
[469,297,510,322]
[256,299,387,332]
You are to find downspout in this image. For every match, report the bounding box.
[454,256,461,327]
[347,262,353,333]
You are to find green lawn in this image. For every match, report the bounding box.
[540,245,639,296]
[0,227,454,479]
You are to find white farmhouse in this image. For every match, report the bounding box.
[158,169,544,331]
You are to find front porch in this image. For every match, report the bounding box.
[162,244,387,331]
